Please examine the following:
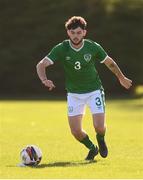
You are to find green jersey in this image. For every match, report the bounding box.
[47,39,108,93]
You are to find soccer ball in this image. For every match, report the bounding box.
[20,145,42,166]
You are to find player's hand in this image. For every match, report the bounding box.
[119,76,132,89]
[42,79,55,91]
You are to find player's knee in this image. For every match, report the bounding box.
[95,126,106,134]
[71,129,83,139]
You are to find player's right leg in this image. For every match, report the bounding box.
[67,93,98,160]
[68,115,98,160]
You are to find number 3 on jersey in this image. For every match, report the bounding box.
[74,61,81,70]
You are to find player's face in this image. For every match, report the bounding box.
[67,27,87,45]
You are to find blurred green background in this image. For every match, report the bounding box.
[0,0,143,98]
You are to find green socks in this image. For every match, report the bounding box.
[79,134,105,150]
[96,133,105,141]
[79,135,95,150]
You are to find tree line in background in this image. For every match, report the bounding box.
[0,0,143,97]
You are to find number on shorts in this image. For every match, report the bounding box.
[95,97,102,106]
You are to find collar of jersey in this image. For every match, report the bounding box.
[69,39,84,52]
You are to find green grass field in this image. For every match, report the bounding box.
[0,98,143,179]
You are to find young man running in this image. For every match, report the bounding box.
[36,16,132,160]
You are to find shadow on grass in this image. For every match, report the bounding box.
[7,160,98,168]
[34,160,97,168]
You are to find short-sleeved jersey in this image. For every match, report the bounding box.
[46,39,108,93]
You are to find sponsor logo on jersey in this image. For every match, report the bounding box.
[65,56,71,60]
[84,54,92,62]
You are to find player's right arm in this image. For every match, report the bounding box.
[36,58,55,91]
[36,42,63,90]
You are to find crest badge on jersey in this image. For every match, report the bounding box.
[84,54,92,62]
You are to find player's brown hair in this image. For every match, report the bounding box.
[65,16,87,30]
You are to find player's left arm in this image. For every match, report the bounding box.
[103,56,132,89]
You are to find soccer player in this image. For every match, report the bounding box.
[36,16,132,160]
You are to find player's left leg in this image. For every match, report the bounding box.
[87,90,108,158]
[92,113,108,158]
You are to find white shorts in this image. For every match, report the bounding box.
[67,89,105,116]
